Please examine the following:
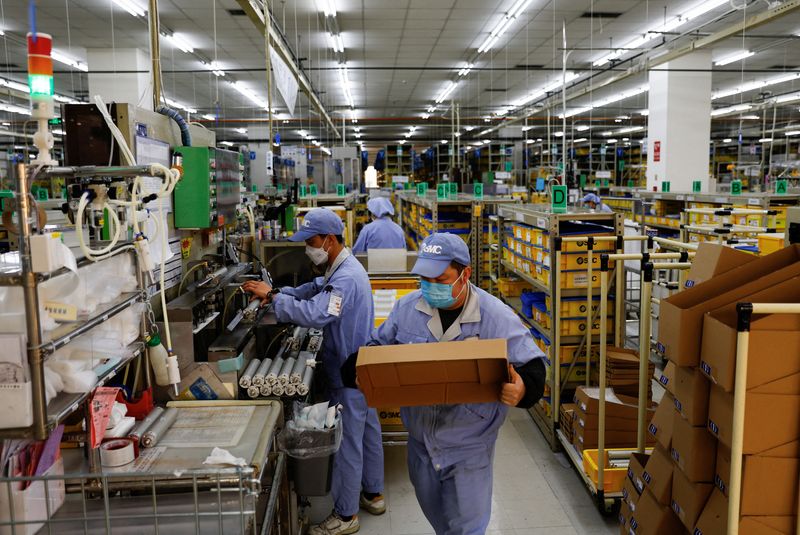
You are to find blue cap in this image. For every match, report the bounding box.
[412,233,471,278]
[367,197,394,218]
[289,208,345,242]
[582,193,600,204]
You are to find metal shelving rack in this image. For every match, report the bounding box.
[395,191,519,285]
[495,204,624,453]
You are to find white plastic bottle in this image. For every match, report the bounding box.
[147,334,170,386]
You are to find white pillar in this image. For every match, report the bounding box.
[646,51,712,192]
[86,48,153,109]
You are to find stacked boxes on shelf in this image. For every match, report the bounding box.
[571,386,655,454]
[619,243,800,535]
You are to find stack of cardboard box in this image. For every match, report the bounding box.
[619,243,800,535]
[560,403,577,445]
[571,386,655,453]
[602,347,655,399]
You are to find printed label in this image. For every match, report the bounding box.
[708,419,719,435]
[700,361,712,376]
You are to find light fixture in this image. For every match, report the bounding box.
[614,118,622,123]
[312,140,321,146]
[593,0,727,66]
[164,33,194,54]
[327,32,344,53]
[164,97,197,114]
[458,63,473,77]
[606,138,618,143]
[525,139,535,144]
[622,137,629,141]
[0,78,32,93]
[535,138,542,142]
[478,128,492,136]
[482,139,491,144]
[202,113,216,120]
[441,139,448,144]
[435,80,459,104]
[464,125,475,132]
[513,72,580,108]
[617,126,643,134]
[338,64,355,108]
[113,0,146,17]
[710,103,751,117]
[576,125,590,132]
[723,138,732,142]
[354,127,360,132]
[559,84,649,118]
[741,115,760,120]
[235,128,247,135]
[574,137,587,143]
[554,131,563,137]
[398,140,406,145]
[321,147,332,155]
[521,125,534,132]
[639,109,649,116]
[775,91,800,104]
[477,0,534,54]
[427,106,437,113]
[0,103,31,116]
[51,50,88,72]
[786,131,800,136]
[714,50,754,66]
[713,72,800,100]
[759,137,773,142]
[421,113,430,119]
[317,0,336,17]
[455,132,462,137]
[230,81,269,110]
[206,61,225,77]
[220,141,234,146]
[354,133,362,138]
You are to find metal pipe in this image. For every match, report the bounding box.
[553,245,562,425]
[148,0,162,110]
[16,164,48,439]
[585,244,593,388]
[637,263,653,453]
[42,165,162,178]
[597,269,610,493]
[261,453,286,535]
[651,262,692,270]
[653,237,699,251]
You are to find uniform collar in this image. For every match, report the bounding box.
[414,283,482,341]
[324,247,350,283]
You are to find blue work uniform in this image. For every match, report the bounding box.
[368,284,545,534]
[352,216,406,253]
[598,203,613,213]
[273,249,384,516]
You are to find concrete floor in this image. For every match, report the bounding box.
[308,407,619,535]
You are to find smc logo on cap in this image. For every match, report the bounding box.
[422,244,442,254]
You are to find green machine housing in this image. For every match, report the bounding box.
[173,146,242,229]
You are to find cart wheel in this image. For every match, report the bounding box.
[597,496,619,517]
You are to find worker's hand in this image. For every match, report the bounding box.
[501,364,526,407]
[241,280,272,303]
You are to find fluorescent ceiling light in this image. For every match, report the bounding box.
[775,92,800,104]
[230,81,269,110]
[164,97,197,114]
[617,126,643,134]
[593,0,727,66]
[575,125,590,132]
[164,33,194,53]
[328,33,344,53]
[714,50,754,66]
[521,125,534,132]
[741,115,760,120]
[220,141,234,146]
[113,0,146,17]
[398,140,406,145]
[458,63,473,77]
[202,113,215,120]
[0,103,31,116]
[321,147,331,155]
[513,72,580,108]
[759,137,773,142]
[234,128,247,135]
[559,84,649,118]
[206,61,225,77]
[554,131,563,137]
[710,103,751,117]
[421,113,430,119]
[713,72,800,100]
[312,140,321,146]
[455,132,462,137]
[477,0,534,54]
[525,139,535,144]
[354,133,362,138]
[606,138,618,143]
[53,94,81,104]
[464,125,475,132]
[785,131,800,136]
[435,80,459,104]
[722,138,732,142]
[617,115,631,120]
[318,0,336,17]
[441,139,448,144]
[535,138,542,142]
[51,50,88,72]
[639,109,649,116]
[338,65,355,108]
[0,78,31,93]
[574,138,587,143]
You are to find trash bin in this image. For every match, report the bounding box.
[278,409,342,497]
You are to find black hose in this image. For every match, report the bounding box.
[156,106,192,147]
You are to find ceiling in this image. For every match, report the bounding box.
[0,0,799,154]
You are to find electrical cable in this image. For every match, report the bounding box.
[177,261,209,294]
[236,247,265,270]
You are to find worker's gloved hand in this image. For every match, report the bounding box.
[241,280,272,302]
[340,351,359,389]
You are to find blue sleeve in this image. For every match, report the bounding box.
[280,277,323,300]
[368,303,400,346]
[488,302,543,366]
[272,286,341,328]
[352,227,368,253]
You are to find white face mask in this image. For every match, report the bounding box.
[305,236,330,265]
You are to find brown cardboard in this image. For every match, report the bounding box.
[707,377,800,453]
[356,338,509,407]
[673,366,710,426]
[671,463,713,530]
[647,392,676,450]
[573,424,654,450]
[172,363,235,400]
[642,445,673,506]
[694,488,797,535]
[575,408,647,431]
[622,476,641,511]
[629,488,685,535]
[626,452,650,497]
[658,244,800,366]
[700,281,800,391]
[683,242,755,288]
[671,411,717,482]
[573,386,654,419]
[716,441,800,498]
[658,361,677,396]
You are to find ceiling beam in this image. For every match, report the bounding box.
[485,0,800,137]
[235,0,341,139]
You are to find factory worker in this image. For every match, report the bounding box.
[352,197,406,253]
[242,208,385,535]
[582,193,613,213]
[353,232,546,535]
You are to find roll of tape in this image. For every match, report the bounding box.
[100,439,136,467]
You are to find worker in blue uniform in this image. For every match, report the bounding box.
[352,197,406,253]
[242,208,385,535]
[582,193,613,213]
[343,233,546,535]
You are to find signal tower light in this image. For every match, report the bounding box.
[27,32,57,165]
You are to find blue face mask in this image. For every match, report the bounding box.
[420,274,466,309]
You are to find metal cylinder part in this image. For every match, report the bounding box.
[239,358,261,389]
[247,385,260,399]
[252,358,273,386]
[266,357,284,385]
[128,406,165,442]
[297,367,314,396]
[141,407,179,448]
[259,384,272,397]
[285,384,297,397]
[271,384,285,397]
[278,357,296,386]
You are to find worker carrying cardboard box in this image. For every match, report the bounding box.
[242,208,385,535]
[343,232,546,535]
[352,197,406,253]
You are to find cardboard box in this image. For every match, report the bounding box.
[629,488,685,535]
[575,408,645,431]
[715,442,800,498]
[574,386,654,419]
[173,363,235,400]
[683,242,754,289]
[647,392,676,450]
[658,245,800,366]
[622,475,641,510]
[671,412,716,482]
[694,488,797,535]
[673,366,710,426]
[626,452,650,497]
[670,463,713,530]
[642,445,674,506]
[573,424,653,450]
[700,282,800,391]
[707,377,800,453]
[658,361,677,396]
[356,338,509,407]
